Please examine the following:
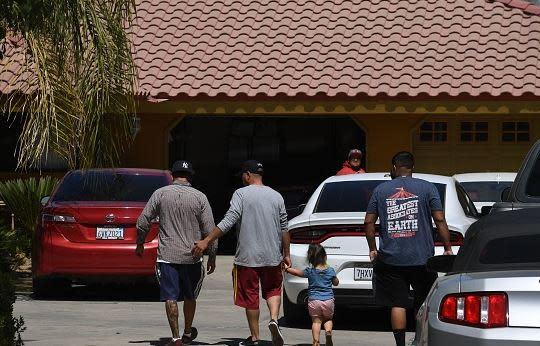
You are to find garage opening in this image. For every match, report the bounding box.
[169,116,366,253]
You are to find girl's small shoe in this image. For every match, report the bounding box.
[325,332,333,346]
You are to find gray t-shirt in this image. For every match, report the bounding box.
[366,176,443,266]
[217,185,288,267]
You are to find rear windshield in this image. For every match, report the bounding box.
[314,180,446,213]
[52,171,168,202]
[479,234,540,265]
[460,181,514,202]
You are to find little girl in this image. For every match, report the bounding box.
[285,244,339,346]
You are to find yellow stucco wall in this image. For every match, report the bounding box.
[124,113,183,169]
[124,100,540,174]
[351,114,425,171]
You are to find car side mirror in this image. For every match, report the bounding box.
[40,196,50,206]
[427,255,456,273]
[480,205,492,217]
[501,187,511,202]
[298,203,307,212]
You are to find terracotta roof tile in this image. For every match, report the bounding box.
[3,0,540,98]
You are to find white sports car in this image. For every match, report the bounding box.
[453,173,516,212]
[283,173,478,321]
[414,208,540,346]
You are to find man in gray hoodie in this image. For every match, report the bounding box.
[192,160,290,346]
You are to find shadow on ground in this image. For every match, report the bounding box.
[128,337,274,346]
[279,306,415,332]
[16,273,160,302]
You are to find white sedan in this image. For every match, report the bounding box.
[283,173,478,321]
[453,173,516,211]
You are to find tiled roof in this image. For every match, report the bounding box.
[495,0,540,15]
[0,36,32,95]
[131,0,540,98]
[3,0,540,99]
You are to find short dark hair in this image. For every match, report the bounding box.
[172,171,193,180]
[392,151,415,169]
[307,243,327,267]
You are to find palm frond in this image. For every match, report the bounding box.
[1,0,137,170]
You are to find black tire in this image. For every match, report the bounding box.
[33,277,71,298]
[283,288,309,326]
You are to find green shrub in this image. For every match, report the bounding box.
[0,177,58,256]
[0,226,25,345]
[0,177,57,345]
[0,272,24,346]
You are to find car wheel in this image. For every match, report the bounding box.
[283,288,309,326]
[33,277,71,298]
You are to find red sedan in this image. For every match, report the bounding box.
[33,168,172,296]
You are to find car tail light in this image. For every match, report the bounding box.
[290,225,378,244]
[42,213,76,227]
[439,292,508,328]
[434,230,464,246]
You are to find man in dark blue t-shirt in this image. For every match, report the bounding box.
[364,151,453,346]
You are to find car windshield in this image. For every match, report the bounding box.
[52,171,168,202]
[456,183,479,217]
[314,180,446,213]
[526,155,540,197]
[460,181,514,202]
[479,234,540,265]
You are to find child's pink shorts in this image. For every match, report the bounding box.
[307,298,335,319]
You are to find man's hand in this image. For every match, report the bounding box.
[135,243,144,257]
[369,250,378,262]
[282,256,291,270]
[207,255,216,274]
[443,249,454,256]
[192,239,209,257]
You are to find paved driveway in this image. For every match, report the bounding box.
[14,256,413,345]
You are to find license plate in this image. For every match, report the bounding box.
[354,265,373,281]
[96,227,124,240]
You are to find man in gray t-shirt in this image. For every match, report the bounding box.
[193,160,290,346]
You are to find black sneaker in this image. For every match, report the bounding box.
[268,319,284,346]
[238,336,260,346]
[181,327,198,345]
[325,332,333,346]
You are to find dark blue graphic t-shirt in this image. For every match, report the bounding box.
[366,176,443,266]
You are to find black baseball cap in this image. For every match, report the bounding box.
[171,160,195,175]
[236,160,264,176]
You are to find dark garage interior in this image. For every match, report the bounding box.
[169,115,366,253]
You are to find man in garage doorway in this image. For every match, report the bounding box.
[192,160,290,346]
[136,160,218,346]
[364,151,453,346]
[336,148,366,175]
